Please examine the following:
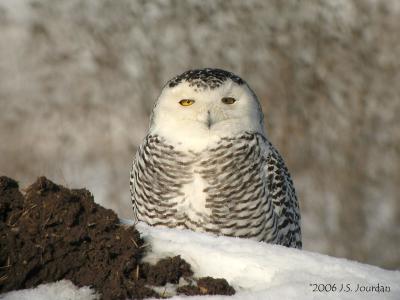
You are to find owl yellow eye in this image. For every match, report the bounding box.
[179,99,195,106]
[221,97,236,104]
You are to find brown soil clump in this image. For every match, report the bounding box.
[0,176,156,299]
[0,177,24,224]
[0,176,235,299]
[140,256,193,286]
[178,277,236,296]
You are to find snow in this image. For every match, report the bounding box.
[135,222,400,300]
[0,280,98,300]
[2,222,399,300]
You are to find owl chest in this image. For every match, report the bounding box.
[152,145,264,220]
[176,171,209,220]
[138,135,266,227]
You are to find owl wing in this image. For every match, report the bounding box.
[263,140,302,248]
[130,145,142,224]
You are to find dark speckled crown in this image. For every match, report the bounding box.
[167,68,245,90]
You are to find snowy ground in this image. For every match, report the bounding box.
[0,280,98,300]
[2,222,399,300]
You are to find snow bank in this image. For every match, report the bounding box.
[135,222,400,300]
[0,280,98,300]
[2,222,399,300]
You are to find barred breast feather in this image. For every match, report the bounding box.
[130,132,301,248]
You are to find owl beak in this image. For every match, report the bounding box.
[207,110,212,128]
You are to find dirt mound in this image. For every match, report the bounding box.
[0,176,235,299]
[140,256,193,286]
[178,277,236,296]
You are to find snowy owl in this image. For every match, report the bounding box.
[130,68,301,248]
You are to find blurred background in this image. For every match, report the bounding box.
[1,0,399,269]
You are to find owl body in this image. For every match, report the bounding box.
[131,68,301,248]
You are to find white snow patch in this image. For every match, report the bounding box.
[133,222,400,300]
[1,280,98,300]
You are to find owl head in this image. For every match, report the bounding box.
[149,68,265,150]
